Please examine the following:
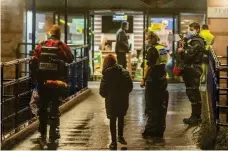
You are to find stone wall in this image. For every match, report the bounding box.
[1,0,26,78]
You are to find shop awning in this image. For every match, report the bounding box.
[28,0,206,12]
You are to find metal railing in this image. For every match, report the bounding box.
[1,45,89,142]
[208,46,228,131]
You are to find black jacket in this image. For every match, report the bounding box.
[182,35,205,65]
[99,64,133,118]
[115,28,129,53]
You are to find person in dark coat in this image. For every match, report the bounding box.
[178,22,205,125]
[99,54,133,150]
[115,21,130,69]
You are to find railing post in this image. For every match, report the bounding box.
[14,62,20,133]
[1,65,4,142]
[81,48,83,58]
[64,0,68,44]
[84,47,88,88]
[32,0,36,50]
[216,69,220,131]
[227,46,228,123]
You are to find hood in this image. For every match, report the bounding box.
[102,64,123,77]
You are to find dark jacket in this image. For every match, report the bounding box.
[182,35,205,65]
[115,28,129,53]
[31,37,74,83]
[99,64,133,118]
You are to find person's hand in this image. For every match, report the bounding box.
[140,79,146,88]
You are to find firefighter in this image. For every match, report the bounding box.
[31,24,74,145]
[178,22,205,125]
[141,31,169,138]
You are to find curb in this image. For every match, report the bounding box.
[1,89,92,149]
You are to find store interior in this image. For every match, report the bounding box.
[25,11,206,81]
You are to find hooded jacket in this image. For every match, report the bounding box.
[99,64,133,118]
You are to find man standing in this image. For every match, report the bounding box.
[31,25,74,146]
[115,21,130,69]
[200,24,215,83]
[178,22,205,125]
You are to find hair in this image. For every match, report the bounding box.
[146,31,160,42]
[202,24,209,30]
[121,21,129,28]
[50,24,61,39]
[189,22,200,31]
[103,54,117,70]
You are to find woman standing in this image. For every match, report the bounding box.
[141,31,169,138]
[99,54,133,149]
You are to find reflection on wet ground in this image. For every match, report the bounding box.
[12,83,202,150]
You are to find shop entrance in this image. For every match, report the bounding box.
[146,15,179,81]
[92,11,145,81]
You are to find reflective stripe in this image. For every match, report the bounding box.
[147,45,168,66]
[155,45,168,65]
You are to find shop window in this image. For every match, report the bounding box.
[148,17,174,51]
[180,13,206,34]
[59,15,85,45]
[26,11,53,44]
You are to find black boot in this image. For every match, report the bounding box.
[117,117,127,145]
[183,103,202,125]
[37,134,47,149]
[117,136,127,145]
[109,142,117,150]
[49,118,60,143]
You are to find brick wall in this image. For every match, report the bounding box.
[1,0,26,78]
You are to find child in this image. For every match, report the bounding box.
[99,54,133,149]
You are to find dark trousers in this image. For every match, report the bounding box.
[182,67,202,104]
[117,53,127,69]
[110,116,124,143]
[38,85,61,138]
[144,77,169,135]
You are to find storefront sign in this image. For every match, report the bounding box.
[208,7,228,18]
[150,23,162,31]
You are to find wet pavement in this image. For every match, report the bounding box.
[12,83,203,150]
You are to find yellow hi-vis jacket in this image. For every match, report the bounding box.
[200,30,215,50]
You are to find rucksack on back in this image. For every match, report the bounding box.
[37,45,67,83]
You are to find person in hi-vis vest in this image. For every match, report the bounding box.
[199,24,215,83]
[141,31,169,138]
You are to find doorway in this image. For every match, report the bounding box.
[146,15,179,81]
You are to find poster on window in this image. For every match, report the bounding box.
[94,51,102,76]
[149,18,173,50]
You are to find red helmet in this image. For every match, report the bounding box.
[173,66,182,76]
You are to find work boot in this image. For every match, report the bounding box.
[38,135,48,149]
[117,136,127,145]
[183,103,202,125]
[109,142,117,150]
[49,118,60,143]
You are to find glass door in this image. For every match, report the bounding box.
[147,15,179,81]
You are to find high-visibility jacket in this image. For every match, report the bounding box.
[154,45,169,65]
[200,30,214,50]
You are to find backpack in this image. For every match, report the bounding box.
[37,41,67,83]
